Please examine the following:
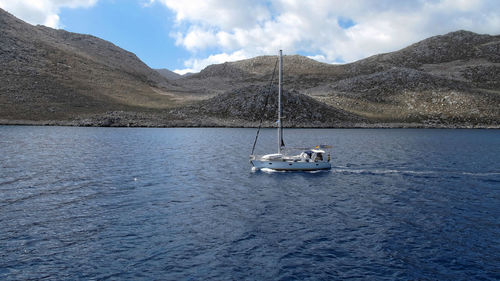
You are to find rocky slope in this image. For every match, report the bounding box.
[171,85,365,127]
[306,31,500,125]
[173,55,340,95]
[176,30,499,126]
[1,7,498,128]
[0,8,187,121]
[155,68,182,80]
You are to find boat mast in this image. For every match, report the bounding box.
[278,50,283,154]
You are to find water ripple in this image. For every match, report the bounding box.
[0,127,499,280]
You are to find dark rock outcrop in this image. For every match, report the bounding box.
[173,85,364,127]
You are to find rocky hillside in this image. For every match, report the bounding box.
[174,55,341,95]
[169,85,365,127]
[0,8,187,121]
[0,6,498,127]
[306,31,500,125]
[177,30,500,91]
[176,30,499,126]
[358,30,500,70]
[155,68,182,80]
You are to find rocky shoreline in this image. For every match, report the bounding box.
[1,116,498,129]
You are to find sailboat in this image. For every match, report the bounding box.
[249,50,332,171]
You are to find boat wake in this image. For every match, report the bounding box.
[330,167,500,177]
[252,167,332,174]
[331,168,432,175]
[251,166,500,178]
[259,168,287,173]
[461,172,500,176]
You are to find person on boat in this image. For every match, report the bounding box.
[300,151,312,161]
[316,153,323,161]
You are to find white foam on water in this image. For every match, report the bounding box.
[260,168,285,173]
[305,170,326,174]
[252,168,331,174]
[330,168,436,175]
[462,172,500,176]
[330,168,500,177]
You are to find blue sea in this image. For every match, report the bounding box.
[1,126,499,280]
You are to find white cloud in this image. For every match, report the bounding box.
[152,0,270,29]
[155,0,500,73]
[173,50,249,75]
[306,55,328,63]
[0,0,97,28]
[181,26,218,51]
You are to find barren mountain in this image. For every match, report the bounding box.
[177,30,499,126]
[171,85,365,127]
[1,7,498,127]
[0,8,186,121]
[174,55,341,95]
[155,68,182,80]
[307,31,500,125]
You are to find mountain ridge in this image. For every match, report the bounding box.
[155,68,182,80]
[0,8,185,121]
[0,8,498,127]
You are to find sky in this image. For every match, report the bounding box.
[1,0,499,74]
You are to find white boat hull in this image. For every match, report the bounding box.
[251,159,331,171]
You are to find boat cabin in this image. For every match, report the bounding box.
[299,149,326,162]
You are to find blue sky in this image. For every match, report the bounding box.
[58,0,190,70]
[1,0,499,74]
